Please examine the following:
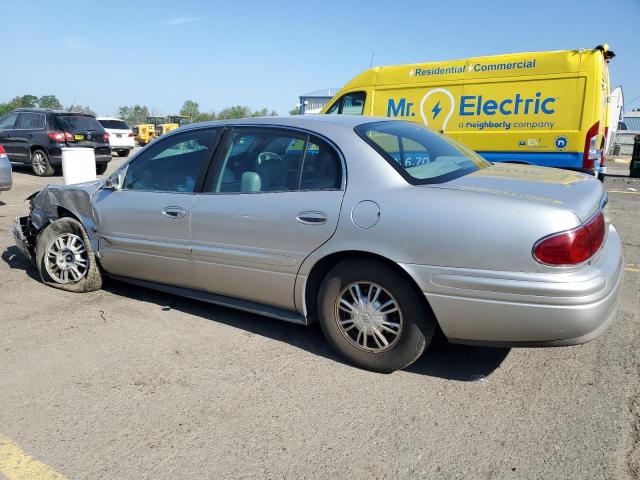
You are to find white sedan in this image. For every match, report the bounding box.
[97,117,135,157]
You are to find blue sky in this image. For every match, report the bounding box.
[0,0,638,116]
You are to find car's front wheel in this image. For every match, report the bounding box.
[31,149,54,177]
[317,259,435,373]
[117,150,130,157]
[96,163,108,175]
[35,217,103,292]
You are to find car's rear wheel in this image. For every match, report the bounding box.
[31,149,54,177]
[96,163,108,175]
[35,217,103,292]
[317,259,435,373]
[117,150,130,157]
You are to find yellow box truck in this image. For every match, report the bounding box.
[322,45,614,179]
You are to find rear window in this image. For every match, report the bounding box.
[98,119,130,130]
[355,121,491,184]
[55,115,104,133]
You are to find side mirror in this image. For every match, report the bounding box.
[104,168,126,191]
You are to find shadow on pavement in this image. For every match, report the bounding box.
[1,245,40,281]
[104,279,510,381]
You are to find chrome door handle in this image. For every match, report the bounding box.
[162,206,186,219]
[296,211,327,225]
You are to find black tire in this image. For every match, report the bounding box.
[31,148,54,177]
[117,150,130,157]
[597,172,605,182]
[35,217,103,293]
[96,163,109,175]
[317,259,435,373]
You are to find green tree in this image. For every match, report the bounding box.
[217,105,253,119]
[269,110,278,117]
[38,95,63,109]
[67,104,96,116]
[252,108,269,117]
[180,100,201,122]
[117,105,151,125]
[9,94,38,108]
[0,103,12,116]
[289,106,300,115]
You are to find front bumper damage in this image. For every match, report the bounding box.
[12,215,37,261]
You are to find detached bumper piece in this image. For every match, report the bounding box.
[12,216,37,261]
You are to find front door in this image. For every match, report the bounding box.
[93,127,221,287]
[190,127,345,310]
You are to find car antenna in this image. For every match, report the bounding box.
[369,51,375,68]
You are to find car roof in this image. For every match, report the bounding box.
[97,117,128,122]
[13,108,95,116]
[180,114,397,133]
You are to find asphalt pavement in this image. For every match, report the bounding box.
[0,151,639,479]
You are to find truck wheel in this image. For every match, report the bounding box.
[35,217,103,293]
[317,259,435,373]
[117,150,130,158]
[31,149,54,177]
[96,163,108,175]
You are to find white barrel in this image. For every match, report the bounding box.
[61,147,96,185]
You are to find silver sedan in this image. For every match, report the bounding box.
[12,116,623,372]
[0,144,12,191]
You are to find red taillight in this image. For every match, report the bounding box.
[49,131,75,142]
[48,131,64,142]
[103,132,110,142]
[533,212,606,265]
[0,144,6,155]
[128,132,135,137]
[583,121,601,170]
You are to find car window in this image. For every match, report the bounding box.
[355,121,491,184]
[325,92,365,115]
[122,128,219,193]
[0,113,18,129]
[16,113,45,129]
[300,138,342,190]
[55,115,104,133]
[99,119,129,130]
[210,128,341,193]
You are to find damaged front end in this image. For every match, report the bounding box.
[12,181,104,262]
[12,191,41,260]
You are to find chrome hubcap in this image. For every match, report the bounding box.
[44,233,88,284]
[32,152,46,175]
[334,282,403,352]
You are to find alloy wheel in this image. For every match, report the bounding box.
[334,281,403,352]
[44,233,89,284]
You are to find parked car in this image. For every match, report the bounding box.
[0,144,12,191]
[0,108,111,176]
[12,116,623,372]
[97,117,135,157]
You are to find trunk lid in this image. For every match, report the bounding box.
[437,163,605,222]
[54,114,108,149]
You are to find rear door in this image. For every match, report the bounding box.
[12,112,46,163]
[93,127,221,287]
[190,127,345,310]
[0,113,19,160]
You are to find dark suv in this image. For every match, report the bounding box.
[0,108,111,176]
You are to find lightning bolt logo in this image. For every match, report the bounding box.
[431,101,442,119]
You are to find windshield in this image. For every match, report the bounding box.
[55,114,104,133]
[355,121,490,184]
[99,119,129,130]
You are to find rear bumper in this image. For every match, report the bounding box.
[0,157,12,191]
[401,225,624,347]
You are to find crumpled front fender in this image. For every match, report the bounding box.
[29,181,103,253]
